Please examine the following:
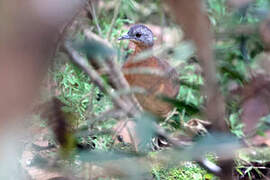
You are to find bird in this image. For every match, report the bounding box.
[118,24,179,117]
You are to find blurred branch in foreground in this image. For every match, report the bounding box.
[61,22,245,178]
[62,32,184,146]
[63,38,141,117]
[165,0,227,132]
[76,133,242,179]
[0,0,84,179]
[164,0,231,179]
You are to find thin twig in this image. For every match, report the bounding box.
[160,6,165,44]
[215,24,258,40]
[126,122,138,151]
[82,28,143,111]
[63,40,139,117]
[105,60,143,112]
[106,0,121,41]
[84,84,96,124]
[50,1,86,62]
[89,108,126,128]
[87,0,102,36]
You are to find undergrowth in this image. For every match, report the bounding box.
[50,0,270,179]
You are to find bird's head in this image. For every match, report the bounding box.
[118,24,154,48]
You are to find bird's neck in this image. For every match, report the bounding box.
[133,43,152,55]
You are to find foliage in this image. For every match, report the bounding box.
[152,162,211,180]
[55,61,112,123]
[45,0,270,179]
[229,111,244,138]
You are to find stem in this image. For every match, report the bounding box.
[106,0,121,41]
[87,0,102,36]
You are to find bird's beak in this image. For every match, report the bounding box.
[118,34,131,40]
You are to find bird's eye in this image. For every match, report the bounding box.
[135,33,141,38]
[117,135,124,142]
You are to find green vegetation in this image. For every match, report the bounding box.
[42,0,270,179]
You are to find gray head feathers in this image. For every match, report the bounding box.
[118,24,154,47]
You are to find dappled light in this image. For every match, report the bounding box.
[1,0,270,179]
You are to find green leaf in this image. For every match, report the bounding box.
[161,96,200,115]
[75,39,116,62]
[135,113,157,150]
[78,150,141,162]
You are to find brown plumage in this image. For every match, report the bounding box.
[119,24,179,117]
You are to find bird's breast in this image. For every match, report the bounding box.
[122,56,179,97]
[122,56,179,117]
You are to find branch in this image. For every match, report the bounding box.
[87,0,102,36]
[165,0,227,132]
[82,28,143,112]
[63,40,140,117]
[106,0,121,41]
